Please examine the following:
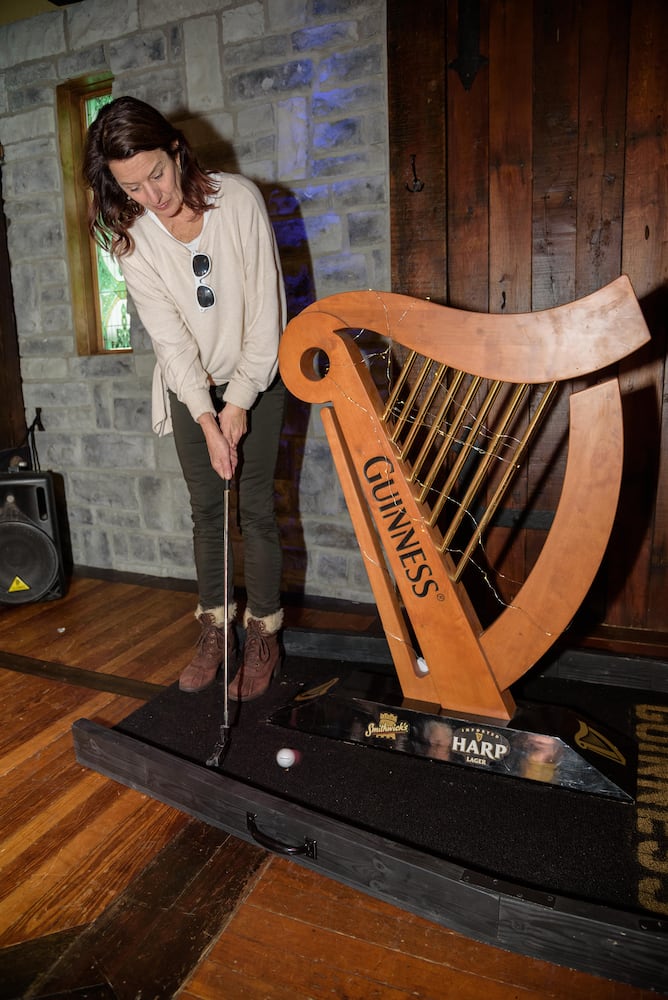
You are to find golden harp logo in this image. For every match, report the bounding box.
[451,726,511,765]
[574,720,626,765]
[294,677,340,702]
[365,711,410,741]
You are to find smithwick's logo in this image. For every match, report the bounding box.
[451,726,511,766]
[365,711,410,741]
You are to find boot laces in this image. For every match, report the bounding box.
[245,620,270,671]
[197,617,225,656]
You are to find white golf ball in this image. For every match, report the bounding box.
[276,747,297,769]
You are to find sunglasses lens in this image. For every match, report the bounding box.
[192,253,211,279]
[197,284,215,309]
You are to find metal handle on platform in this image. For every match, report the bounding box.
[246,812,318,859]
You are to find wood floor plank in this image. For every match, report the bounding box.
[9,798,188,948]
[243,860,644,998]
[0,928,87,1000]
[0,690,118,776]
[0,579,106,634]
[0,780,127,941]
[65,589,185,663]
[71,835,266,996]
[0,585,145,656]
[201,858,657,1000]
[0,737,87,836]
[0,664,37,697]
[186,961,423,1000]
[0,782,187,946]
[0,676,104,753]
[202,905,656,1000]
[0,579,191,676]
[0,607,195,689]
[0,677,148,781]
[181,984,335,1000]
[23,821,268,1000]
[0,775,132,901]
[188,906,498,1000]
[98,614,198,684]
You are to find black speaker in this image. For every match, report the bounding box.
[0,471,66,605]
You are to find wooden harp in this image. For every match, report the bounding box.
[279,277,650,722]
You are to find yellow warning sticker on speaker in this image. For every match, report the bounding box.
[8,577,31,593]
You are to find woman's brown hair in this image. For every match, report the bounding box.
[82,96,220,255]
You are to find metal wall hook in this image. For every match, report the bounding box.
[406,154,424,193]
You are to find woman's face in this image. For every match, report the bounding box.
[108,148,183,218]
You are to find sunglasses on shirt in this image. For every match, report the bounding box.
[192,252,215,309]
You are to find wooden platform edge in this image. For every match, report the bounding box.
[71,716,668,994]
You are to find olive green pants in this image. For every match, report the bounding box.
[169,377,285,617]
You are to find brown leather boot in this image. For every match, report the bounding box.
[228,608,283,702]
[179,603,237,694]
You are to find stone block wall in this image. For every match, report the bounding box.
[0,0,389,603]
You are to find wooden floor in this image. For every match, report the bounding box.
[0,573,661,999]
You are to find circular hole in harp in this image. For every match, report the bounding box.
[300,346,330,382]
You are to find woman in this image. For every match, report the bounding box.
[83,96,286,701]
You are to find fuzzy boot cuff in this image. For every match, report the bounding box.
[243,607,284,635]
[196,601,237,626]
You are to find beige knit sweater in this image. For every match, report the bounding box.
[119,172,287,436]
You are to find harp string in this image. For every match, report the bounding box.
[338,320,558,622]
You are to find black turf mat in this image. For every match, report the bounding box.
[115,654,668,917]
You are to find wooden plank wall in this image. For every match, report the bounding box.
[387,0,668,638]
[0,168,27,456]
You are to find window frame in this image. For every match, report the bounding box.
[57,74,131,356]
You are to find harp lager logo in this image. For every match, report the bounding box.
[365,711,410,740]
[452,726,511,766]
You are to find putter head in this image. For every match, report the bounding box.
[205,725,230,768]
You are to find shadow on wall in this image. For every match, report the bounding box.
[182,111,315,599]
[264,180,314,598]
[596,283,668,622]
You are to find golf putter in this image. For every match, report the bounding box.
[206,477,232,768]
